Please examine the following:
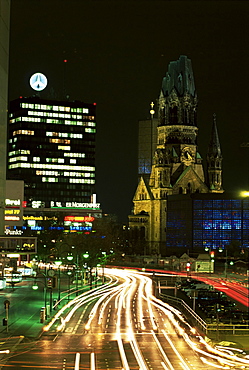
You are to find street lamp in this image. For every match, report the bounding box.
[54,259,62,303]
[218,247,228,279]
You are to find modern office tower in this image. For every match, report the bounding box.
[138,118,158,181]
[7,97,97,209]
[0,0,10,234]
[129,55,224,255]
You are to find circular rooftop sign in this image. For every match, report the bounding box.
[30,72,48,91]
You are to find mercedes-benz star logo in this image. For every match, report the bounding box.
[30,72,48,91]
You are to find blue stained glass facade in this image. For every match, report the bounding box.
[193,198,249,250]
[166,194,249,251]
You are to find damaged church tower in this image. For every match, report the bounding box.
[129,55,224,255]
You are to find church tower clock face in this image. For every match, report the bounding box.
[180,147,194,164]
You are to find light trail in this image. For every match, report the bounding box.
[151,330,175,370]
[74,352,80,370]
[43,267,249,370]
[90,352,95,370]
[161,330,191,370]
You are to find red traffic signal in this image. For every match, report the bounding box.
[186,262,191,271]
[210,251,215,258]
[47,277,57,288]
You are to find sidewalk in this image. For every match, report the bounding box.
[0,277,85,341]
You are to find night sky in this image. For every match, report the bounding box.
[9,1,249,223]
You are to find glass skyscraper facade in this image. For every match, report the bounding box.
[166,193,249,251]
[7,97,97,208]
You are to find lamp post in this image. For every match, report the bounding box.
[218,247,228,279]
[54,259,62,302]
[83,251,90,288]
[32,272,48,319]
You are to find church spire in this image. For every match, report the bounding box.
[207,113,222,157]
[158,55,198,127]
[207,114,223,193]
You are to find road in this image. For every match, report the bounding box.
[1,268,249,369]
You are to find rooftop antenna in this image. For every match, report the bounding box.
[63,59,68,100]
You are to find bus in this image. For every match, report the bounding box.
[4,270,23,284]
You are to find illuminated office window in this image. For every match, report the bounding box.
[49,139,70,144]
[71,108,88,113]
[70,159,76,164]
[21,103,34,109]
[13,130,34,136]
[9,156,28,162]
[46,132,59,137]
[9,149,30,156]
[44,112,53,117]
[46,158,64,164]
[46,119,59,124]
[58,146,71,151]
[22,117,41,122]
[64,153,85,158]
[42,177,58,182]
[36,170,59,176]
[85,128,96,133]
[69,178,95,184]
[28,111,44,116]
[31,163,94,171]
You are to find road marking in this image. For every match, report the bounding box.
[74,352,80,370]
[90,352,95,370]
[72,307,87,334]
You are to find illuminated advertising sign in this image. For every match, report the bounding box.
[5,229,23,236]
[5,180,24,226]
[0,237,37,254]
[23,215,58,221]
[50,201,100,209]
[64,216,95,222]
[30,72,48,91]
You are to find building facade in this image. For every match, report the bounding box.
[129,55,224,255]
[138,117,158,181]
[0,0,10,234]
[166,193,249,253]
[8,97,97,208]
[6,96,101,234]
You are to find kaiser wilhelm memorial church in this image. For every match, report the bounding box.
[129,55,249,256]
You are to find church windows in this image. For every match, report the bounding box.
[139,192,146,200]
[169,106,178,124]
[187,183,191,194]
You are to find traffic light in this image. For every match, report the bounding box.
[210,250,215,262]
[186,262,191,271]
[47,277,52,288]
[47,277,57,288]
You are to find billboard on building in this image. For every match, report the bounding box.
[5,180,24,227]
